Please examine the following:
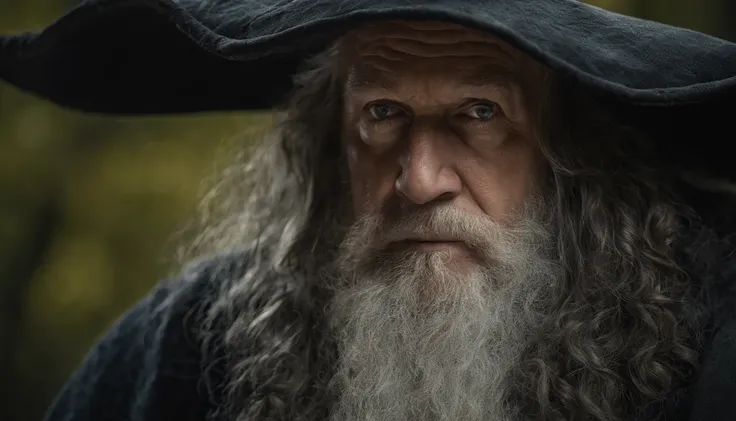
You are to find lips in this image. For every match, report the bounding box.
[399,237,461,243]
[386,239,467,252]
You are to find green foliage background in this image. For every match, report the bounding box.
[0,1,733,420]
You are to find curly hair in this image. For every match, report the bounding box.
[187,41,704,421]
[508,78,702,421]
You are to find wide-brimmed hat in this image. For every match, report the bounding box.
[1,0,735,180]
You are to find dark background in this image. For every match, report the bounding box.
[1,1,734,420]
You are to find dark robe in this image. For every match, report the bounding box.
[42,215,736,421]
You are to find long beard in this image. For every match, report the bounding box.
[326,200,562,421]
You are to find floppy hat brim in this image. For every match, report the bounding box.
[1,0,735,114]
[0,0,734,181]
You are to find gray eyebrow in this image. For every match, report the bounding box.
[346,69,395,92]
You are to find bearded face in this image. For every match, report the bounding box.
[325,20,562,421]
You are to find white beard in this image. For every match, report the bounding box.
[327,202,560,421]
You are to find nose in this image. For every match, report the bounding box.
[395,120,462,205]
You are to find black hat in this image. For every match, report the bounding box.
[1,0,735,178]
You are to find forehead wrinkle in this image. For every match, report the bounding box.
[347,20,520,64]
[458,64,521,90]
[346,61,520,98]
[343,38,522,95]
[351,20,517,54]
[358,38,517,61]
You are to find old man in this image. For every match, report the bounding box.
[1,0,735,420]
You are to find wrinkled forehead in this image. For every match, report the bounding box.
[344,20,518,58]
[336,19,545,93]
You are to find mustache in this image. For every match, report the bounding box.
[340,201,508,264]
[373,205,502,251]
[338,195,554,267]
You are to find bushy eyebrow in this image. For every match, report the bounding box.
[346,70,394,92]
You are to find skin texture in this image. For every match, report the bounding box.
[340,20,546,228]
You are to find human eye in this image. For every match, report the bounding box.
[366,101,403,121]
[464,102,499,121]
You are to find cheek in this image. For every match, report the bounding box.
[461,134,539,220]
[346,141,398,216]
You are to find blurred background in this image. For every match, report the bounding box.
[0,0,734,420]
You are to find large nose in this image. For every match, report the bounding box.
[395,120,462,204]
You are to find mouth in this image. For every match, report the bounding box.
[386,239,468,253]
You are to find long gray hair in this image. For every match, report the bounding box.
[184,41,705,421]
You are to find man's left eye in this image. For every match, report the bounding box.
[466,103,497,121]
[367,103,402,120]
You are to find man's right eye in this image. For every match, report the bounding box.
[367,102,402,120]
